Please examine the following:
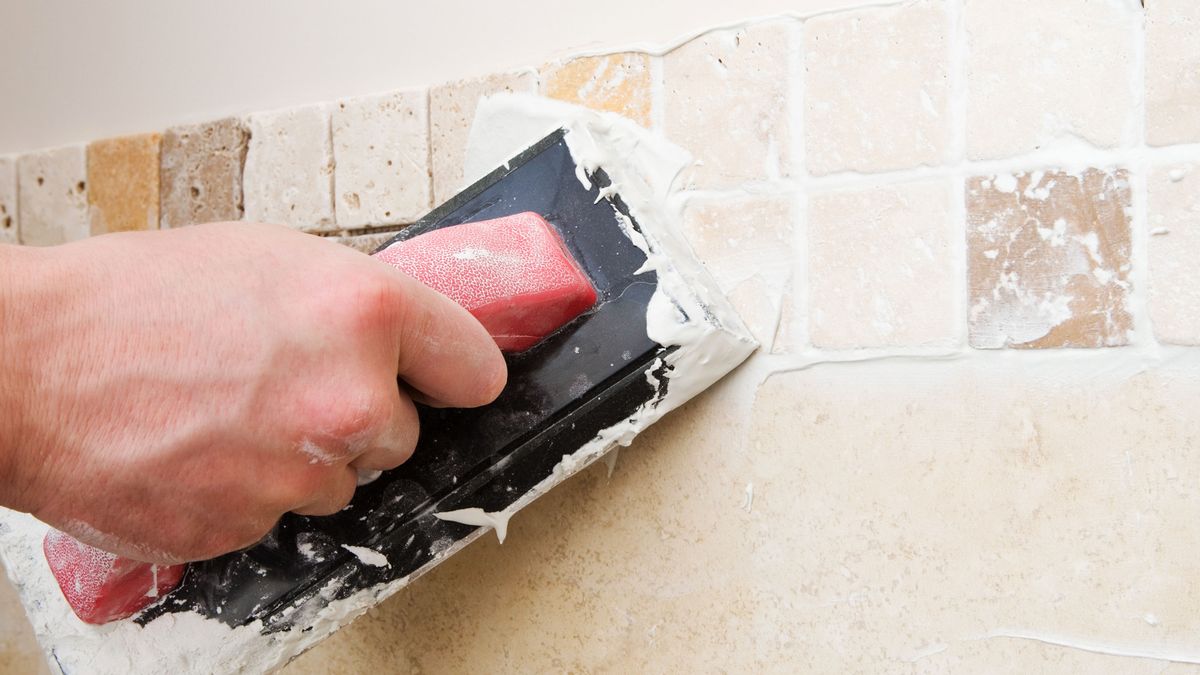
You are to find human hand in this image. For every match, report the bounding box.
[0,223,506,563]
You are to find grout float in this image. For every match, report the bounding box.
[0,94,756,675]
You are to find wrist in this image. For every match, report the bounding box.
[0,243,62,513]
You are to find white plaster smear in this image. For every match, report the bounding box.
[0,95,756,674]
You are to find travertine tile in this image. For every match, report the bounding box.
[287,359,1200,673]
[967,169,1132,348]
[87,133,161,235]
[804,0,949,174]
[17,145,88,246]
[965,0,1134,159]
[0,156,17,245]
[681,194,794,350]
[243,105,335,231]
[665,21,793,189]
[541,53,653,128]
[808,180,957,348]
[1146,0,1200,145]
[332,90,431,228]
[160,118,249,228]
[431,72,536,204]
[1147,164,1200,344]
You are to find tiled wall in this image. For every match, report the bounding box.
[3,0,1200,672]
[3,0,1197,352]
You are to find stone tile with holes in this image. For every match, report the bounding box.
[804,0,950,175]
[88,133,161,235]
[681,194,794,351]
[17,145,88,246]
[1146,0,1200,146]
[1147,164,1200,345]
[541,53,653,128]
[965,0,1134,159]
[431,71,537,204]
[244,104,336,231]
[160,118,249,228]
[665,21,793,189]
[0,156,17,245]
[808,179,958,349]
[333,90,431,229]
[967,169,1132,349]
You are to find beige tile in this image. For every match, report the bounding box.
[87,133,161,235]
[243,104,335,231]
[808,179,958,348]
[17,145,88,246]
[541,53,653,128]
[1147,164,1200,345]
[804,0,950,174]
[0,565,49,674]
[664,20,793,189]
[1146,0,1200,146]
[967,169,1133,348]
[965,0,1134,159]
[332,90,431,228]
[681,194,795,350]
[431,72,536,204]
[286,359,1200,672]
[0,156,16,245]
[160,118,249,228]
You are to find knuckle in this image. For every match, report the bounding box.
[341,273,401,333]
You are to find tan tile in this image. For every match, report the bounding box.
[332,90,431,228]
[17,145,88,246]
[965,0,1133,159]
[87,133,161,235]
[541,53,653,128]
[664,20,793,189]
[286,359,1200,672]
[681,194,794,350]
[967,169,1132,348]
[0,156,16,245]
[431,71,536,204]
[1146,0,1200,145]
[243,104,335,231]
[1147,164,1200,344]
[160,118,249,228]
[808,179,958,348]
[804,0,950,174]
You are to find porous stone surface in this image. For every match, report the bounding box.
[965,0,1134,159]
[160,118,249,228]
[664,21,793,189]
[17,145,88,246]
[680,194,794,351]
[541,54,654,128]
[430,72,536,204]
[804,0,949,174]
[87,133,161,234]
[808,179,958,348]
[332,90,431,228]
[1146,0,1200,145]
[967,169,1132,348]
[243,105,335,231]
[1147,163,1200,344]
[0,156,17,245]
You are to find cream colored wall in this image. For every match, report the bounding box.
[0,0,860,154]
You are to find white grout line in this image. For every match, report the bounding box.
[947,0,970,348]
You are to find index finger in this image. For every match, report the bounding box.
[386,268,508,408]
